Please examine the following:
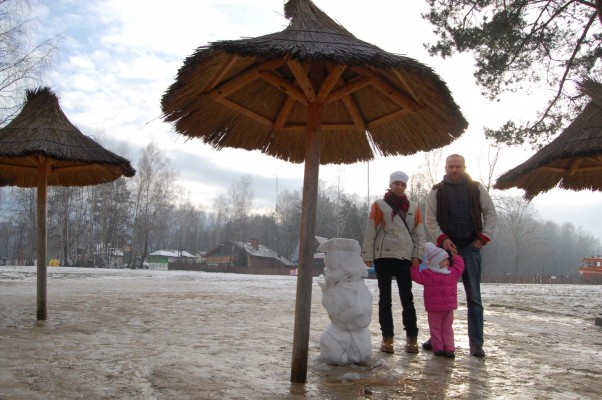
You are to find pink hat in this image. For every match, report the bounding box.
[425,242,450,274]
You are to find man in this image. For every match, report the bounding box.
[424,154,497,357]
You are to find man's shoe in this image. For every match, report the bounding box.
[380,336,394,353]
[405,336,419,353]
[422,338,432,350]
[470,345,485,357]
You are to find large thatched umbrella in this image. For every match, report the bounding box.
[495,78,602,199]
[161,0,467,382]
[0,87,136,321]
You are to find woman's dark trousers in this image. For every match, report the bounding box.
[374,258,418,338]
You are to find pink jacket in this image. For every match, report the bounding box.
[410,255,464,312]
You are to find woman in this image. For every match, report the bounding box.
[362,170,426,354]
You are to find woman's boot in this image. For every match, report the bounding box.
[405,336,419,353]
[380,336,394,353]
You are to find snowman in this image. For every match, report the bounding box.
[317,238,372,365]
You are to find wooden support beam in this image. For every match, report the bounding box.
[281,125,305,132]
[51,163,101,173]
[587,155,602,164]
[206,59,285,100]
[287,60,316,102]
[217,98,273,127]
[342,95,367,132]
[567,159,582,176]
[575,165,602,173]
[316,64,346,103]
[258,70,309,105]
[205,53,238,92]
[543,163,602,173]
[367,108,409,128]
[274,96,296,130]
[322,123,358,131]
[324,76,371,104]
[541,166,569,173]
[282,123,356,132]
[0,162,37,172]
[352,66,422,111]
[393,70,420,103]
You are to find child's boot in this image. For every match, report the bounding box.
[405,336,419,353]
[380,336,394,353]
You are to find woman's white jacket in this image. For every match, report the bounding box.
[362,199,426,264]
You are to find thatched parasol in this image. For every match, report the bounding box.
[0,87,135,321]
[495,78,602,200]
[161,0,467,382]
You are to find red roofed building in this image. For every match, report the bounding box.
[578,255,602,278]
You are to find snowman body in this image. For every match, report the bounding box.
[317,238,372,365]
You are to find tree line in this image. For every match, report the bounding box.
[0,142,600,276]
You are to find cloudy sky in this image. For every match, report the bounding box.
[28,0,602,244]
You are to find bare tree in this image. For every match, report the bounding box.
[224,175,254,242]
[420,149,444,188]
[10,187,36,264]
[477,142,502,192]
[315,180,337,239]
[130,143,176,266]
[275,189,302,260]
[47,186,73,265]
[333,170,345,237]
[492,195,540,275]
[0,0,59,125]
[335,192,366,243]
[209,193,229,246]
[168,189,208,254]
[407,171,431,208]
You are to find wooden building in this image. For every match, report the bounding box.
[180,239,296,276]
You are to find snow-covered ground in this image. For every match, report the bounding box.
[1,266,601,399]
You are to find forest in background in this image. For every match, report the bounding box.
[0,142,600,277]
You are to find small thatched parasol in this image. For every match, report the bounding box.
[495,78,602,200]
[0,87,135,321]
[162,0,467,382]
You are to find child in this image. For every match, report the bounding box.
[410,242,464,358]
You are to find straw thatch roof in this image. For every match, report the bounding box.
[161,0,468,164]
[0,87,135,187]
[495,78,602,199]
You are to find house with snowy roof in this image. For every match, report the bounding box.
[201,239,294,275]
[145,250,197,270]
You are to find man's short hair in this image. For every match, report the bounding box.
[446,154,465,165]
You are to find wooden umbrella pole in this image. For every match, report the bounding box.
[36,156,49,321]
[291,101,322,383]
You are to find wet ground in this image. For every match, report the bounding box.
[1,266,601,399]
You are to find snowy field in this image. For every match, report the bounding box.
[1,266,601,399]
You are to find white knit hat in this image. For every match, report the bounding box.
[389,171,409,186]
[425,242,450,274]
